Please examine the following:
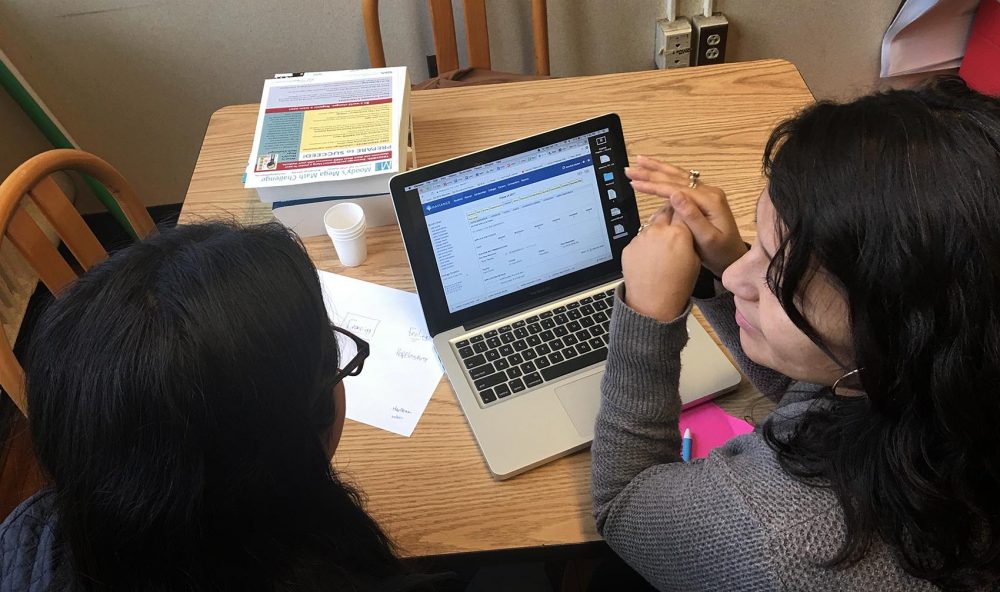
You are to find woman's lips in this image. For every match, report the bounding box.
[735,308,756,333]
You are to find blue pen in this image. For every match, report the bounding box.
[681,428,692,462]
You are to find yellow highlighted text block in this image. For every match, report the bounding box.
[300,103,392,151]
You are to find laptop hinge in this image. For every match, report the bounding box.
[463,273,621,331]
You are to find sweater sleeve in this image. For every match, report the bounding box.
[592,289,781,591]
[694,289,794,403]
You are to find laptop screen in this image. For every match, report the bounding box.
[405,129,624,313]
[391,114,639,336]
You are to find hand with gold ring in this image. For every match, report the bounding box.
[625,155,747,278]
[621,202,701,322]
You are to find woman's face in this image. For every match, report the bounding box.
[721,189,854,385]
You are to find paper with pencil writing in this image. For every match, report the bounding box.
[318,271,443,437]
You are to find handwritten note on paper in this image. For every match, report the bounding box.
[679,402,755,460]
[318,271,443,437]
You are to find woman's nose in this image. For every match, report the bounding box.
[722,250,759,302]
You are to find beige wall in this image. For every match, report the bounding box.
[1,0,907,213]
[0,83,55,192]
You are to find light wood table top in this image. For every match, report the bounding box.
[180,59,814,559]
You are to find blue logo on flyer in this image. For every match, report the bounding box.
[375,160,392,172]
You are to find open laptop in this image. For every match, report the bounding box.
[390,114,741,479]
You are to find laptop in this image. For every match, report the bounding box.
[390,114,741,479]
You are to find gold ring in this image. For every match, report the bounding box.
[688,169,700,188]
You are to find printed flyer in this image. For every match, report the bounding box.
[245,68,409,196]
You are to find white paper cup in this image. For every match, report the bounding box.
[324,203,368,266]
[329,223,366,241]
[330,222,366,240]
[331,235,368,267]
[324,203,365,236]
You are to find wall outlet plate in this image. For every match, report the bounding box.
[655,18,692,69]
[691,13,728,66]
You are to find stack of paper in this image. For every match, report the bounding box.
[245,68,412,236]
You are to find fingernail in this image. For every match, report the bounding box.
[674,195,686,206]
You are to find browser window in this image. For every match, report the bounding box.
[404,129,624,313]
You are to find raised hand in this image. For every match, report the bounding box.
[626,155,747,278]
[621,203,700,323]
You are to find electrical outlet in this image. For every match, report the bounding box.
[655,18,692,69]
[691,13,728,66]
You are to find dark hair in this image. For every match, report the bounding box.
[26,222,404,590]
[760,76,1000,590]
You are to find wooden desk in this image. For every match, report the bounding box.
[180,59,814,559]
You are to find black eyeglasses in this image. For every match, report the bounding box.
[331,327,370,384]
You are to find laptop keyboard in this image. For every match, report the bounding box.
[455,287,616,406]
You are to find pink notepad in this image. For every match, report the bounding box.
[679,401,755,460]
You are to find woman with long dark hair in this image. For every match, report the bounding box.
[0,222,454,591]
[593,76,1000,590]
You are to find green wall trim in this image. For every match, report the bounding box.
[0,56,133,235]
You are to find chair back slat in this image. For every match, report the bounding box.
[428,0,460,73]
[463,0,491,70]
[532,0,550,76]
[364,1,549,76]
[0,264,17,309]
[362,0,387,68]
[29,176,108,272]
[7,208,77,296]
[0,338,24,415]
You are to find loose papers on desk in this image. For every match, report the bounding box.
[318,271,442,437]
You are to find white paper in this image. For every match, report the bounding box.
[880,0,979,77]
[318,271,443,437]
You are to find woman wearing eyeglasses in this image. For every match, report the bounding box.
[0,222,457,591]
[592,77,1000,590]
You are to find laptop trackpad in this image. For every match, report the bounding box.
[555,372,603,438]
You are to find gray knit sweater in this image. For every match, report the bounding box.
[592,286,938,591]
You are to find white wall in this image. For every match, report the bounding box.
[0,0,911,213]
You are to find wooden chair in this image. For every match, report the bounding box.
[363,0,550,78]
[0,148,155,519]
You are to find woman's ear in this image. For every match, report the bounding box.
[325,382,347,458]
